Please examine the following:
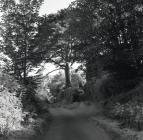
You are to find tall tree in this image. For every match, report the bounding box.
[0,0,43,83]
[98,0,143,80]
[68,0,143,82]
[33,10,80,87]
[68,0,103,80]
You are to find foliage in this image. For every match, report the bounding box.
[22,76,41,112]
[83,73,131,101]
[71,70,86,88]
[35,74,54,103]
[109,102,143,130]
[100,0,143,81]
[99,75,139,99]
[48,72,65,97]
[0,53,12,72]
[68,0,104,80]
[0,0,43,82]
[0,72,24,136]
[33,9,85,87]
[49,71,85,93]
[68,0,143,82]
[83,74,108,101]
[35,71,85,103]
[105,83,143,130]
[1,0,143,133]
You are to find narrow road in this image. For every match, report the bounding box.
[36,103,111,140]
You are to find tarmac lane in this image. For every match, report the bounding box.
[37,103,111,140]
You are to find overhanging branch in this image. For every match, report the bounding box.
[46,68,64,76]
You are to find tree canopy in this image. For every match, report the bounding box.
[0,0,43,83]
[1,0,143,87]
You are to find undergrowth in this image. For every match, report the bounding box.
[105,83,143,131]
[0,72,24,136]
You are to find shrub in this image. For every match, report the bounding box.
[104,82,143,130]
[85,72,139,102]
[36,71,85,103]
[0,72,24,136]
[109,101,143,130]
[35,74,54,103]
[0,53,12,72]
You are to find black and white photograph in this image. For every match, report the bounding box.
[0,0,143,140]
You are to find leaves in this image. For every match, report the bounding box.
[0,72,23,136]
[0,0,43,81]
[110,102,143,130]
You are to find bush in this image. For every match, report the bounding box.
[109,101,143,130]
[0,72,24,136]
[35,74,54,104]
[36,71,85,103]
[105,83,143,131]
[0,53,12,73]
[84,72,139,102]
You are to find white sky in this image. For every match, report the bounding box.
[39,0,74,16]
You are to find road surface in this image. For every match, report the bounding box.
[36,103,111,140]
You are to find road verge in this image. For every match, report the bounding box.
[90,116,143,140]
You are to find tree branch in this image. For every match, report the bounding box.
[46,68,63,76]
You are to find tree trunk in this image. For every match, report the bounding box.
[65,62,71,88]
